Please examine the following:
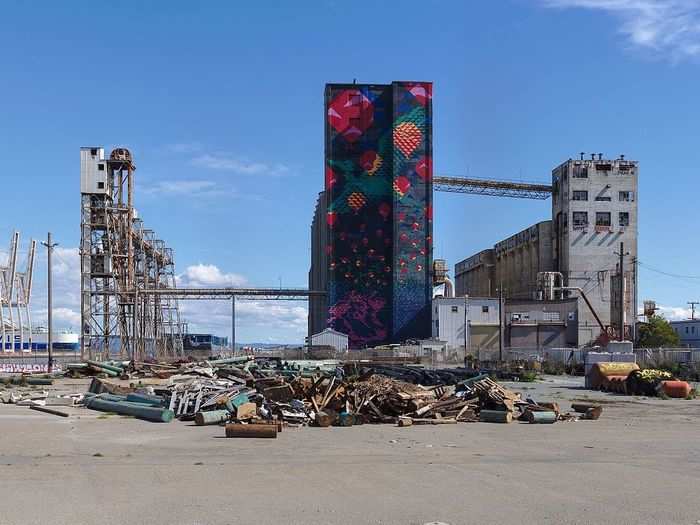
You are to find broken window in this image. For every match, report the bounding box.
[572,190,588,201]
[97,164,104,171]
[619,212,629,227]
[595,195,612,202]
[451,306,458,313]
[482,305,489,313]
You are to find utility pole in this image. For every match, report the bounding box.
[41,233,58,372]
[498,287,504,362]
[615,242,629,342]
[688,302,699,321]
[231,295,236,355]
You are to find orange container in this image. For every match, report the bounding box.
[661,381,691,398]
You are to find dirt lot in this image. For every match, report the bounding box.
[1,375,698,525]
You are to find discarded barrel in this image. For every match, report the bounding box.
[526,410,557,424]
[479,410,512,423]
[126,393,164,407]
[397,416,413,427]
[194,410,230,426]
[587,362,639,390]
[338,412,354,427]
[225,423,277,438]
[661,380,691,398]
[85,397,174,423]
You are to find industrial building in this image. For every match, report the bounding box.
[456,155,638,346]
[454,250,495,297]
[431,296,500,352]
[505,298,578,349]
[494,221,553,300]
[311,81,434,348]
[307,328,349,353]
[670,320,700,348]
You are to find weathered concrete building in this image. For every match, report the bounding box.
[552,156,638,344]
[455,155,638,346]
[494,221,553,300]
[308,191,329,337]
[455,249,495,297]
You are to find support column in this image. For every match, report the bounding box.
[231,295,236,354]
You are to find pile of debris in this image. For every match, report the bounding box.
[67,357,603,435]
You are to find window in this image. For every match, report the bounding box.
[97,163,104,171]
[595,195,612,202]
[90,148,97,156]
[619,212,629,227]
[573,165,588,178]
[451,306,459,313]
[619,191,634,202]
[573,211,588,227]
[686,327,689,334]
[572,190,588,201]
[97,182,105,189]
[482,305,489,313]
[596,212,611,227]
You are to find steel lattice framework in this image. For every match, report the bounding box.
[80,148,184,362]
[434,175,552,200]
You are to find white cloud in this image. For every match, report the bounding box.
[179,299,308,340]
[176,264,248,288]
[656,304,697,319]
[191,153,291,177]
[540,0,700,60]
[139,179,234,198]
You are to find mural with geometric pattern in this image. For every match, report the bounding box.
[391,82,433,342]
[324,81,432,348]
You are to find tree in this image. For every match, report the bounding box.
[637,315,680,348]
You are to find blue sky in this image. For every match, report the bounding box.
[1,0,699,343]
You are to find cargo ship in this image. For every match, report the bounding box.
[1,327,80,352]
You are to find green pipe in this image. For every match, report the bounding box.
[194,410,230,426]
[126,393,164,407]
[85,360,123,374]
[208,356,253,367]
[0,376,54,385]
[87,365,118,377]
[85,397,174,423]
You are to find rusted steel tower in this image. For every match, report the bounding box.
[80,147,184,361]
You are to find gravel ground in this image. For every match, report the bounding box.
[0,375,698,525]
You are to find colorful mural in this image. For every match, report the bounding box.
[324,82,432,348]
[391,82,433,341]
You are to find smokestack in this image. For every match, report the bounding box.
[620,154,625,160]
[590,154,595,160]
[598,153,603,160]
[580,152,585,160]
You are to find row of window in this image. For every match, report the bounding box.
[571,164,635,178]
[572,190,634,202]
[572,211,629,228]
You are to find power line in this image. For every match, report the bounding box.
[637,260,700,280]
